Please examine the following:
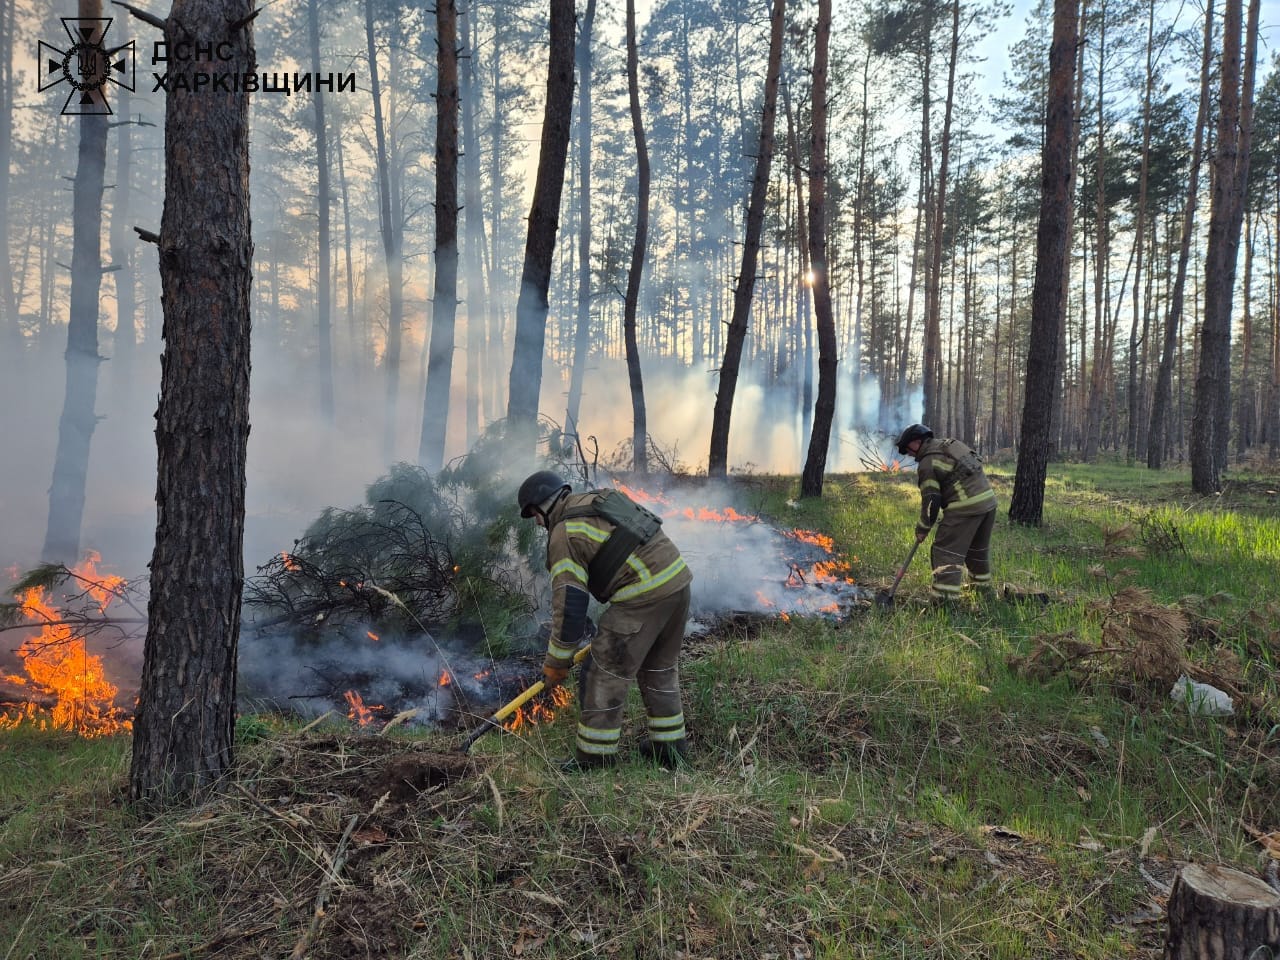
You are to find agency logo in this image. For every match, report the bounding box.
[38,17,135,116]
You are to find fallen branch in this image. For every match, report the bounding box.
[289,814,360,960]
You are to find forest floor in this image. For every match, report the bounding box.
[2,459,1279,959]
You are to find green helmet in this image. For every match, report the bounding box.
[895,423,933,456]
[517,471,571,518]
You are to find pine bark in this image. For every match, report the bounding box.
[623,0,649,474]
[1148,0,1212,469]
[800,0,834,498]
[42,0,110,564]
[420,0,459,472]
[707,0,785,478]
[308,0,334,423]
[505,0,575,448]
[129,0,254,807]
[565,0,595,437]
[1009,0,1078,526]
[1163,863,1280,959]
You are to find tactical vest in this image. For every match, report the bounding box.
[942,438,984,483]
[559,491,664,600]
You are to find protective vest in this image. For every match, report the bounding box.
[916,438,996,528]
[541,491,692,666]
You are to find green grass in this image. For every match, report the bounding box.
[2,461,1279,959]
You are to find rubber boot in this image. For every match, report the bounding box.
[558,749,616,773]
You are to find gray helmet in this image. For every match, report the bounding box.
[895,423,933,456]
[517,471,571,518]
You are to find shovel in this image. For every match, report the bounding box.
[874,537,923,611]
[456,643,592,754]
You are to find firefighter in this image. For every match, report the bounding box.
[517,471,694,771]
[894,424,997,603]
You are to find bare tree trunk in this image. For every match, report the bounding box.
[565,0,595,436]
[1235,211,1254,455]
[707,0,785,478]
[333,112,358,375]
[0,0,19,361]
[43,0,110,565]
[800,0,834,497]
[623,0,649,474]
[1149,0,1212,469]
[1010,0,1079,526]
[1128,0,1156,462]
[505,0,575,449]
[308,0,334,423]
[365,0,403,462]
[129,0,254,808]
[459,3,486,450]
[923,0,959,428]
[1191,0,1257,492]
[419,0,460,472]
[1083,0,1109,462]
[110,86,144,392]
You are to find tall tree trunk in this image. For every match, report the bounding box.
[707,0,785,478]
[308,0,334,423]
[459,3,486,450]
[1127,0,1156,462]
[419,0,460,472]
[0,0,19,361]
[1236,211,1254,454]
[43,0,110,564]
[1191,0,1257,492]
[564,0,595,436]
[110,86,142,392]
[505,0,575,450]
[1149,0,1212,469]
[781,78,811,453]
[1010,0,1079,526]
[850,48,871,431]
[1083,0,1109,462]
[623,0,649,474]
[800,0,834,498]
[129,0,254,808]
[333,111,358,373]
[365,0,403,462]
[923,0,959,428]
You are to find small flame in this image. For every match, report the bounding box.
[503,684,573,731]
[343,690,382,725]
[366,630,379,642]
[280,551,301,572]
[439,670,452,687]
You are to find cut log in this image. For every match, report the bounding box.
[1164,862,1280,960]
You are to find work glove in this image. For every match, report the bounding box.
[915,527,929,544]
[542,658,570,686]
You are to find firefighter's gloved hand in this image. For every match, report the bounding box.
[923,492,941,526]
[542,659,570,686]
[915,527,928,544]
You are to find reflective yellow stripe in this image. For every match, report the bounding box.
[577,723,621,741]
[934,462,954,474]
[576,738,620,756]
[648,727,686,742]
[564,521,610,543]
[550,557,588,584]
[971,572,993,583]
[922,479,941,493]
[949,488,996,510]
[547,640,577,660]
[647,713,684,729]
[932,582,963,595]
[610,556,688,602]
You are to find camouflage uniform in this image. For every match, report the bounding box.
[543,491,693,761]
[914,438,997,601]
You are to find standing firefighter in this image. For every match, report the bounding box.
[895,425,997,603]
[517,471,693,771]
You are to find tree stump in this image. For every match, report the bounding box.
[1164,862,1280,960]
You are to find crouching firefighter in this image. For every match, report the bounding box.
[517,471,694,771]
[895,424,997,603]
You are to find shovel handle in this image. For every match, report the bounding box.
[887,536,923,598]
[458,643,592,753]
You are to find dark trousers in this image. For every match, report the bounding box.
[929,507,996,599]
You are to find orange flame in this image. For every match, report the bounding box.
[280,551,301,571]
[0,552,130,736]
[366,630,379,642]
[343,690,382,725]
[439,670,452,687]
[503,684,573,732]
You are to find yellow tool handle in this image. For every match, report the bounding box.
[458,643,592,752]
